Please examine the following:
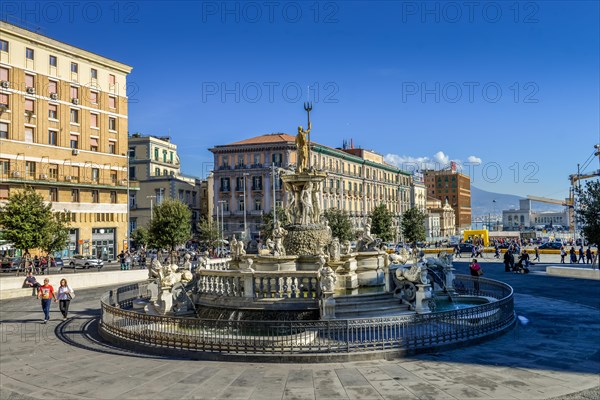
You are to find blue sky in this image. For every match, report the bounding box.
[3,1,599,198]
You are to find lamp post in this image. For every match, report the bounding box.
[146,195,156,222]
[243,172,249,241]
[492,199,497,231]
[218,200,226,255]
[271,163,278,226]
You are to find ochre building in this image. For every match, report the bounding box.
[0,21,135,259]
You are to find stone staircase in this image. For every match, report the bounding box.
[332,292,411,319]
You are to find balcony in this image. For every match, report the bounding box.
[251,186,263,191]
[235,164,246,169]
[220,187,231,193]
[218,165,232,170]
[250,163,263,169]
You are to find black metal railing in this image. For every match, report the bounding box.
[100,275,514,357]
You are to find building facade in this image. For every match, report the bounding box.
[128,134,209,235]
[502,199,569,231]
[426,197,456,238]
[0,22,134,259]
[210,134,412,242]
[424,168,471,232]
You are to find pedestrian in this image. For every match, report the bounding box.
[494,245,500,259]
[586,247,592,264]
[23,271,40,296]
[118,250,125,270]
[503,250,511,272]
[33,255,40,274]
[560,246,566,263]
[569,247,577,264]
[454,244,461,258]
[37,278,57,323]
[56,279,74,320]
[125,252,132,270]
[533,247,540,262]
[578,246,585,264]
[469,259,483,293]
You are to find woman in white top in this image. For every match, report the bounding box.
[57,278,74,320]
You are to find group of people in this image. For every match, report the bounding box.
[24,273,75,322]
[560,246,595,265]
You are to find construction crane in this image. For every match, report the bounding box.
[569,170,599,185]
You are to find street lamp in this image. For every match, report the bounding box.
[146,195,156,222]
[218,200,226,254]
[271,163,278,226]
[492,199,497,231]
[243,172,249,241]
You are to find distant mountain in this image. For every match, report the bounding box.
[470,186,563,217]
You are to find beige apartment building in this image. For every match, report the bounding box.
[426,197,456,238]
[128,134,209,236]
[0,21,135,260]
[210,134,413,242]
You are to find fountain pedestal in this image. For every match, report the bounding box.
[356,251,386,286]
[415,283,433,314]
[332,257,359,290]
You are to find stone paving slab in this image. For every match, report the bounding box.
[1,270,599,400]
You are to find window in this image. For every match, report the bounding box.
[109,74,116,86]
[0,159,9,175]
[70,86,79,99]
[89,91,98,104]
[128,147,135,158]
[254,199,262,211]
[25,74,34,88]
[0,40,8,52]
[108,141,116,154]
[170,151,173,163]
[72,166,80,182]
[129,166,135,179]
[70,62,78,73]
[238,198,244,211]
[110,191,117,204]
[70,109,79,123]
[49,165,58,180]
[108,96,116,109]
[49,188,58,202]
[48,80,57,94]
[108,117,116,131]
[91,190,99,203]
[0,93,8,108]
[71,189,79,202]
[49,55,57,67]
[155,167,160,176]
[24,127,34,143]
[254,153,261,165]
[0,122,7,139]
[91,168,99,182]
[26,48,34,60]
[252,176,262,190]
[154,148,159,160]
[220,177,231,191]
[0,185,8,200]
[111,172,117,184]
[25,161,36,178]
[163,150,167,162]
[91,68,97,79]
[162,169,168,176]
[48,104,57,119]
[48,130,57,145]
[70,134,78,149]
[24,99,34,112]
[90,113,98,128]
[90,138,99,152]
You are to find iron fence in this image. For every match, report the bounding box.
[100,275,514,356]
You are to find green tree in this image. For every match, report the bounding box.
[148,199,192,262]
[323,208,354,241]
[260,206,288,240]
[401,207,427,245]
[370,203,395,242]
[130,227,149,249]
[576,180,600,267]
[196,217,220,247]
[0,187,54,266]
[40,213,70,259]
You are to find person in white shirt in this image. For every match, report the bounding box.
[56,278,74,320]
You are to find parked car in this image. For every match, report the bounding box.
[539,242,563,250]
[0,257,23,272]
[64,255,104,269]
[454,243,475,253]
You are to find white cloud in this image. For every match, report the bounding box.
[466,155,482,165]
[384,151,483,173]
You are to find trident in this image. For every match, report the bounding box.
[304,101,313,168]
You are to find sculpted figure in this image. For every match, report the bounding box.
[149,258,162,280]
[318,257,337,293]
[230,235,239,260]
[182,253,192,271]
[295,123,311,173]
[311,182,321,224]
[237,238,246,257]
[300,182,313,225]
[272,221,288,256]
[329,237,341,262]
[341,240,352,255]
[284,181,298,224]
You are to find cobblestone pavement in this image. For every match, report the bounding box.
[1,262,598,400]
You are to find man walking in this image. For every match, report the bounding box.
[37,278,57,323]
[533,247,540,262]
[578,246,585,264]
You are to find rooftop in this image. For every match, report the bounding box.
[226,133,296,146]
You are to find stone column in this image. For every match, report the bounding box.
[321,292,336,319]
[443,265,455,291]
[414,284,432,314]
